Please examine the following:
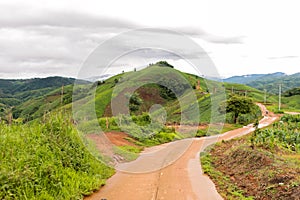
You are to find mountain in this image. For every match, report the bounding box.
[0,77,90,106]
[247,72,300,94]
[0,77,75,95]
[223,72,285,84]
[224,72,300,94]
[71,62,271,128]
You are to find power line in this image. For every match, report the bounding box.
[278,84,281,111]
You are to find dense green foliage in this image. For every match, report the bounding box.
[149,61,174,68]
[127,92,143,113]
[283,87,300,97]
[219,95,258,124]
[251,114,300,152]
[0,114,114,199]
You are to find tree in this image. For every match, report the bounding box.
[219,95,255,124]
[3,107,13,125]
[155,61,174,68]
[125,92,143,113]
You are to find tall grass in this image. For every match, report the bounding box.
[0,114,114,199]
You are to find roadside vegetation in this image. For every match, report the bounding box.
[201,114,300,199]
[0,113,114,200]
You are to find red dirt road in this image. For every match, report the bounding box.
[85,104,278,200]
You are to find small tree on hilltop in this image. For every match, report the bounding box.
[219,95,255,124]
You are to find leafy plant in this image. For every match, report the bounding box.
[219,95,257,124]
[250,114,300,152]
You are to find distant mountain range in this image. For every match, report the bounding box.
[223,72,285,84]
[223,72,300,94]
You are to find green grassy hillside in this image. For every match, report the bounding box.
[0,114,114,199]
[2,62,290,125]
[72,62,273,133]
[0,77,78,105]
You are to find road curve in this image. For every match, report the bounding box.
[85,104,278,200]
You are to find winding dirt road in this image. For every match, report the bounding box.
[85,104,278,200]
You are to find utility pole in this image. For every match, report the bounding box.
[61,84,64,107]
[278,84,281,111]
[231,86,234,94]
[264,89,267,104]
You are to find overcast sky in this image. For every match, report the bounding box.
[0,0,299,79]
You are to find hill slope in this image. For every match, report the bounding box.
[0,77,85,107]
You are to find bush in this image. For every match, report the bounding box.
[250,115,300,152]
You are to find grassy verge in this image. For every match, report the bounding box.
[0,114,114,200]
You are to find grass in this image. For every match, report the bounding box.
[113,145,142,161]
[266,95,300,113]
[0,113,114,200]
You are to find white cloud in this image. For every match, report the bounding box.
[0,0,299,79]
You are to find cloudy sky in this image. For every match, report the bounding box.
[0,0,299,79]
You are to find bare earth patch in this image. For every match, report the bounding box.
[208,138,300,199]
[104,131,138,147]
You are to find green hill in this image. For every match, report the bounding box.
[2,62,297,125]
[72,62,275,130]
[247,73,300,94]
[0,62,284,124]
[0,77,90,121]
[225,72,300,94]
[0,76,89,106]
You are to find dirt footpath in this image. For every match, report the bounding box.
[85,105,278,200]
